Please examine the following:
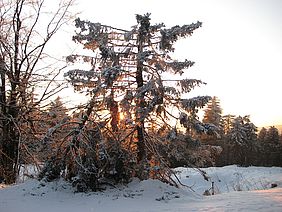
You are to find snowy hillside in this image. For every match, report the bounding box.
[0,165,282,212]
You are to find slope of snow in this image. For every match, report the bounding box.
[0,165,282,212]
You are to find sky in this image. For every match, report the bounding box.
[57,0,282,127]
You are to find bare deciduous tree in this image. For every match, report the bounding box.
[0,0,74,184]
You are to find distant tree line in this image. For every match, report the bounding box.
[200,96,282,167]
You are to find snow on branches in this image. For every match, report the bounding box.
[167,59,195,75]
[54,13,211,189]
[181,96,212,112]
[160,21,202,51]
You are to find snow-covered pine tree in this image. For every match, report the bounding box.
[203,96,222,127]
[226,115,257,165]
[242,116,257,142]
[228,116,257,145]
[265,126,280,144]
[44,13,211,190]
[201,96,223,141]
[222,114,235,134]
[257,126,281,166]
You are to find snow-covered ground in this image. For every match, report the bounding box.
[0,165,282,212]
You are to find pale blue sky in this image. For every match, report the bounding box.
[58,0,282,127]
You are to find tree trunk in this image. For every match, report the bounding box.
[136,67,146,163]
[136,34,146,164]
[0,59,19,184]
[1,96,19,183]
[1,122,19,184]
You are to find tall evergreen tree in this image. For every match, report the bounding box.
[258,127,267,142]
[203,96,222,128]
[222,114,235,134]
[42,13,211,189]
[228,116,247,145]
[201,96,223,141]
[226,115,257,166]
[265,126,280,144]
[242,116,257,141]
[228,115,257,145]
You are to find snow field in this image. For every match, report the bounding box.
[0,165,282,212]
